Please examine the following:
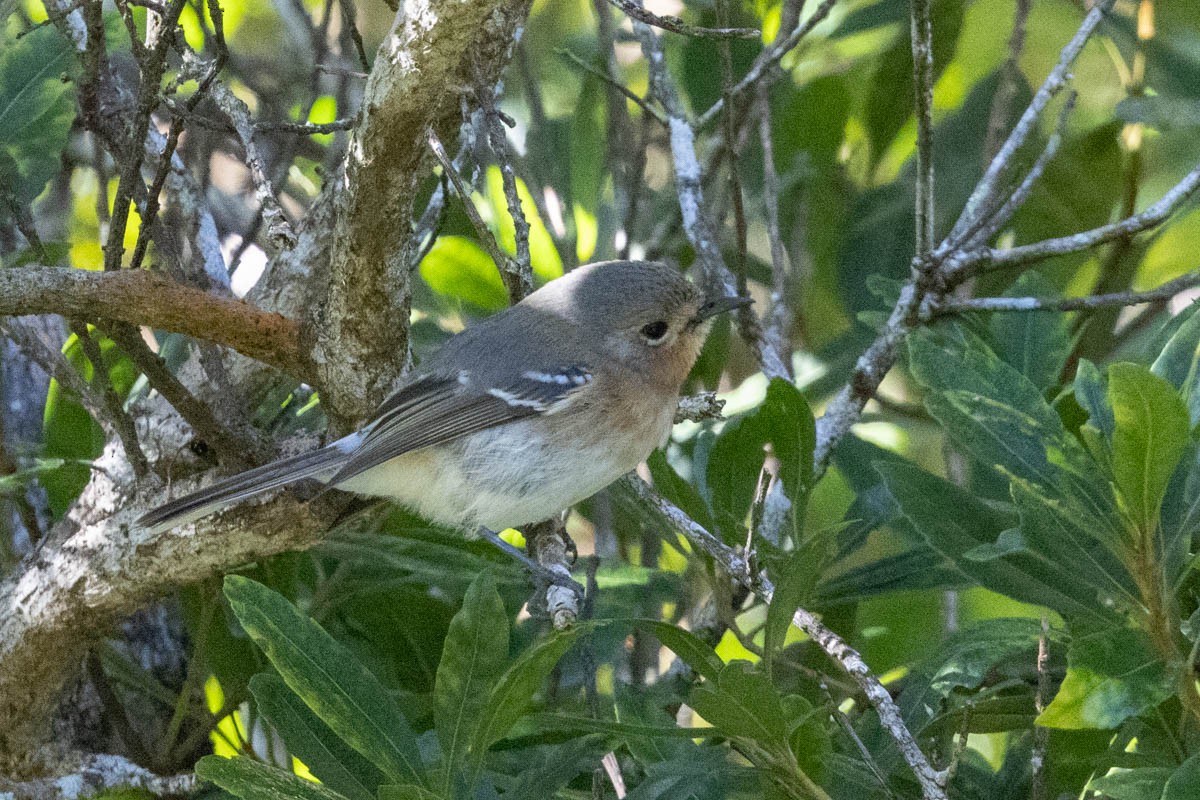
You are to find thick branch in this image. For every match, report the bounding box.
[311,0,533,426]
[0,266,309,379]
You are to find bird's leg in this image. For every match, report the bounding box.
[477,524,583,628]
[524,519,584,629]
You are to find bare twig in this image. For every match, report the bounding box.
[813,0,1119,476]
[103,0,186,272]
[982,0,1031,163]
[932,268,1200,316]
[606,0,758,40]
[628,476,949,800]
[911,0,935,256]
[555,48,667,126]
[479,91,534,302]
[1032,618,1050,800]
[0,321,109,427]
[427,130,514,279]
[960,93,1077,250]
[956,161,1200,276]
[674,392,726,424]
[697,0,840,127]
[102,322,265,466]
[633,19,790,380]
[945,0,1114,248]
[209,82,298,251]
[71,322,150,478]
[756,91,794,368]
[0,266,309,379]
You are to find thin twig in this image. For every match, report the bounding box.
[606,0,759,39]
[932,268,1200,316]
[71,321,150,478]
[697,0,839,127]
[956,161,1200,277]
[1032,618,1050,800]
[427,130,514,282]
[756,90,795,367]
[813,0,1118,476]
[959,92,1077,250]
[209,81,298,251]
[102,322,267,466]
[944,0,1114,248]
[634,18,790,380]
[555,48,667,126]
[982,0,1031,163]
[629,476,949,800]
[104,0,187,272]
[480,90,534,302]
[910,0,935,256]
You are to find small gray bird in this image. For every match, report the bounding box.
[138,260,747,534]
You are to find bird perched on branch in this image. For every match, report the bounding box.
[138,260,748,536]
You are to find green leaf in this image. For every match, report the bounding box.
[989,272,1072,390]
[689,661,788,749]
[1152,301,1200,428]
[434,571,509,787]
[706,378,814,530]
[250,674,385,800]
[1108,363,1191,533]
[419,236,507,311]
[1163,752,1200,800]
[927,618,1045,695]
[223,576,427,787]
[764,548,811,675]
[1038,627,1173,730]
[1117,96,1200,130]
[0,26,76,210]
[910,327,1119,541]
[1091,769,1173,800]
[632,619,723,683]
[468,627,582,763]
[195,755,351,800]
[877,461,1118,622]
[376,787,442,800]
[1075,358,1115,438]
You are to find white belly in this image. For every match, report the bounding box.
[334,410,669,530]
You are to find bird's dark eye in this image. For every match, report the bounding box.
[640,320,669,341]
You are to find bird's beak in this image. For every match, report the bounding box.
[694,294,753,322]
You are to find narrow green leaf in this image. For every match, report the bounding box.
[1163,752,1200,800]
[632,619,723,683]
[764,548,810,675]
[376,786,442,800]
[196,755,350,800]
[1037,627,1173,730]
[1091,768,1172,800]
[689,661,789,749]
[706,378,814,528]
[1075,358,1115,438]
[468,627,583,762]
[434,571,509,786]
[877,461,1117,622]
[989,272,1072,390]
[1108,363,1190,532]
[224,576,426,787]
[250,674,385,800]
[1152,301,1200,428]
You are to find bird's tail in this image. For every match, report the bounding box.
[137,443,349,533]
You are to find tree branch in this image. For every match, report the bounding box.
[628,477,948,800]
[310,0,534,427]
[0,267,309,380]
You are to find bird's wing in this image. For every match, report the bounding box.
[325,366,593,486]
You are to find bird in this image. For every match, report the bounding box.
[138,260,749,536]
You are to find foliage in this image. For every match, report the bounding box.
[4,0,1200,798]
